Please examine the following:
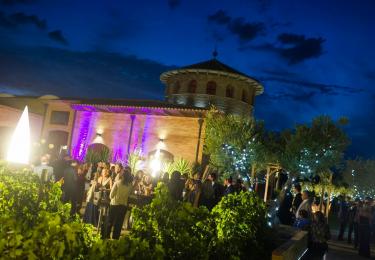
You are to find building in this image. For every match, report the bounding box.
[0,57,264,165]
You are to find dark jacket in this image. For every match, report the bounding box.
[224,184,235,196]
[212,182,224,203]
[292,193,303,213]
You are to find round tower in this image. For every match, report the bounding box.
[160,57,263,117]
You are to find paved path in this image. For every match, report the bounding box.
[325,230,375,259]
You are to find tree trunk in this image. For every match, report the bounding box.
[264,166,270,202]
[319,185,325,212]
[250,164,256,189]
[325,173,333,220]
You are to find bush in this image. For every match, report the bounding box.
[0,163,272,259]
[131,184,214,259]
[88,236,164,260]
[211,191,270,259]
[0,163,99,259]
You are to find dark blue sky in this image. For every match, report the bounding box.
[0,0,374,158]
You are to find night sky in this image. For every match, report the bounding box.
[0,0,374,159]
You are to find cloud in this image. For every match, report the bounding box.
[228,18,264,42]
[260,76,364,95]
[48,30,68,45]
[0,45,174,99]
[0,12,46,30]
[167,0,180,10]
[249,33,325,64]
[208,10,264,43]
[278,33,325,64]
[267,91,317,102]
[0,0,37,5]
[208,10,231,25]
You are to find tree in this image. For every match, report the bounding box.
[204,108,264,180]
[282,116,350,216]
[343,159,375,199]
[283,116,350,179]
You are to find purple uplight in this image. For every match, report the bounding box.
[71,111,98,161]
[112,116,128,163]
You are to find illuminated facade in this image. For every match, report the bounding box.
[0,58,263,163]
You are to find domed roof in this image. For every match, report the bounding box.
[160,58,263,95]
[182,59,250,78]
[38,94,60,100]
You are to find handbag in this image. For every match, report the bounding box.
[93,190,102,206]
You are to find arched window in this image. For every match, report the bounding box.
[242,89,248,102]
[226,85,234,98]
[188,80,197,93]
[206,81,217,95]
[174,81,181,94]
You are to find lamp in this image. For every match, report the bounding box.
[7,106,30,164]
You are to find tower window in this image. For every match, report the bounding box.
[206,81,217,95]
[188,80,197,93]
[242,89,248,102]
[226,85,234,98]
[174,81,181,94]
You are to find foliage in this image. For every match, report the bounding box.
[211,191,271,259]
[131,183,214,259]
[343,159,375,198]
[127,148,143,174]
[163,158,192,177]
[85,143,111,164]
[301,181,352,198]
[283,116,350,179]
[0,163,273,259]
[0,162,99,259]
[88,236,164,260]
[204,108,264,177]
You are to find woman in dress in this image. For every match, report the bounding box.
[98,168,113,190]
[83,172,100,226]
[106,170,133,239]
[309,211,331,258]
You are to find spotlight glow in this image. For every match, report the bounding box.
[150,148,161,178]
[7,106,30,164]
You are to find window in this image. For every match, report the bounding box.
[188,80,197,93]
[174,81,181,94]
[50,111,70,125]
[206,81,217,95]
[226,85,234,98]
[241,89,248,102]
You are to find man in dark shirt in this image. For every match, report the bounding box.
[338,196,349,241]
[63,160,78,215]
[224,176,235,196]
[291,183,303,215]
[208,172,224,206]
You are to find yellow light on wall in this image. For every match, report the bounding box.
[7,106,30,164]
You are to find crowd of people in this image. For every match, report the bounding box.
[32,154,246,240]
[278,183,373,258]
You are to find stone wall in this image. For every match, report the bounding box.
[70,110,205,164]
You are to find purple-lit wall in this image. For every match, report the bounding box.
[70,110,204,163]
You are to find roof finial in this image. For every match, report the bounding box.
[212,45,218,59]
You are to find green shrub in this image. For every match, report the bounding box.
[0,163,99,259]
[0,163,273,259]
[211,191,270,259]
[131,184,214,260]
[88,236,164,260]
[163,158,192,177]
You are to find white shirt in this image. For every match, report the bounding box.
[34,163,55,182]
[296,199,312,218]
